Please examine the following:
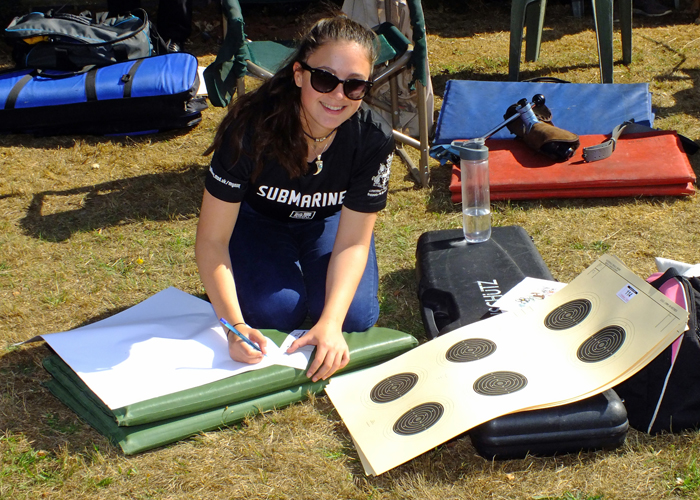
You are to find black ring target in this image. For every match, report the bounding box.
[370,372,419,403]
[544,299,592,330]
[473,371,528,396]
[577,325,627,363]
[393,402,444,436]
[445,338,497,363]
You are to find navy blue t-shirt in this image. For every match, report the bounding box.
[205,105,394,222]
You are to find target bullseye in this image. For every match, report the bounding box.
[545,299,592,330]
[473,371,528,396]
[445,338,497,363]
[370,373,420,403]
[393,402,444,436]
[577,325,626,362]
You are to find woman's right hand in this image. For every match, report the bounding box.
[227,325,268,363]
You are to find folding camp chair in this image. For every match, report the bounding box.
[204,0,433,187]
[343,0,434,187]
[203,0,296,107]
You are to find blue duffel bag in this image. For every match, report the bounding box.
[0,52,207,136]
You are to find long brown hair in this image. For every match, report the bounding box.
[204,15,378,180]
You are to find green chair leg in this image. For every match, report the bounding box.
[525,0,547,61]
[510,0,631,84]
[509,0,547,81]
[619,0,633,64]
[592,0,632,83]
[571,0,584,16]
[592,0,614,83]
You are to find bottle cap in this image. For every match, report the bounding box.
[451,139,489,160]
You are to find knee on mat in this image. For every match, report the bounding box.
[342,302,379,333]
[242,290,308,331]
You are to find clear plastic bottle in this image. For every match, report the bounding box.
[454,139,491,243]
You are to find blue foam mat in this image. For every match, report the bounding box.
[434,80,654,145]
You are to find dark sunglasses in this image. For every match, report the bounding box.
[298,61,373,101]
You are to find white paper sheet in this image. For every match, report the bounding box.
[39,287,313,409]
[197,66,207,95]
[491,277,567,312]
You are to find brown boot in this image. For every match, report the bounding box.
[504,98,580,163]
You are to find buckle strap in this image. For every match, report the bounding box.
[5,74,32,110]
[582,120,655,162]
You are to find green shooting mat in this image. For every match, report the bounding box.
[42,327,417,454]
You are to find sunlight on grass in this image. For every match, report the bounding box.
[534,493,604,500]
[41,290,68,307]
[670,458,700,496]
[1,1,700,499]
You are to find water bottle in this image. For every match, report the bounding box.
[453,139,491,243]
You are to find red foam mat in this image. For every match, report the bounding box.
[449,131,696,202]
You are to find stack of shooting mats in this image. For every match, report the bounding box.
[35,288,418,454]
[435,80,695,200]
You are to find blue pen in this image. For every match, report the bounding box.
[219,318,265,356]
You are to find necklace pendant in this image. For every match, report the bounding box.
[314,156,323,175]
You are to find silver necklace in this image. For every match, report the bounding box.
[305,128,337,175]
[312,139,332,175]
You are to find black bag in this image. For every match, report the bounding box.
[614,268,700,434]
[4,9,165,72]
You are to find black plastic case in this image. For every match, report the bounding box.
[416,226,554,338]
[469,390,629,460]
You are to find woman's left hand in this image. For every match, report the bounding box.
[286,325,349,382]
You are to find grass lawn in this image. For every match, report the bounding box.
[2,0,700,498]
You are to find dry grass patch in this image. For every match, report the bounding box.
[2,0,700,498]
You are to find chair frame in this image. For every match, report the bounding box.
[364,56,430,187]
[361,1,431,188]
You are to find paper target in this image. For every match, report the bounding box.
[473,371,528,396]
[445,338,497,363]
[577,325,627,363]
[324,255,689,476]
[544,298,592,330]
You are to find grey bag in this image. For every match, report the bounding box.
[4,9,161,71]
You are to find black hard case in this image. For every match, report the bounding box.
[415,227,628,458]
[470,390,629,459]
[416,226,554,339]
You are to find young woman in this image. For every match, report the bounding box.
[195,16,394,383]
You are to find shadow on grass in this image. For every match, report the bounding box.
[430,58,636,98]
[0,343,113,454]
[19,164,205,242]
[378,267,429,342]
[0,126,200,151]
[425,1,692,51]
[655,68,700,125]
